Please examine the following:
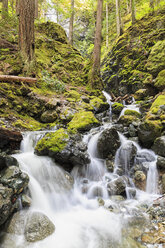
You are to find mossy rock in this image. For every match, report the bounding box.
[134,89,148,101]
[112,102,124,114]
[68,111,100,132]
[64,90,81,100]
[146,40,165,77]
[90,97,109,113]
[154,70,165,90]
[138,120,163,148]
[35,128,69,154]
[40,110,58,123]
[124,110,141,118]
[118,115,139,126]
[150,94,165,111]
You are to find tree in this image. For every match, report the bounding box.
[106,1,109,48]
[2,0,8,18]
[116,0,123,36]
[130,0,136,24]
[69,0,74,45]
[35,0,38,18]
[16,0,19,15]
[19,0,35,62]
[89,0,103,89]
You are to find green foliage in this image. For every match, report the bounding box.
[155,70,165,90]
[40,70,66,93]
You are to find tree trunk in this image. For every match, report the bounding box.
[116,0,123,36]
[2,0,8,18]
[16,0,19,15]
[89,0,103,89]
[68,0,74,45]
[106,2,109,48]
[130,0,136,24]
[35,0,38,18]
[0,75,37,83]
[19,0,35,62]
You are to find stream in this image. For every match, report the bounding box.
[0,92,161,248]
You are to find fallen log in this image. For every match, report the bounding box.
[0,75,37,84]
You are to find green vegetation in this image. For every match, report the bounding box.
[35,128,69,153]
[124,109,141,118]
[68,111,99,132]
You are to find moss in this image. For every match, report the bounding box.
[118,115,139,126]
[68,111,99,132]
[154,70,165,90]
[134,89,148,100]
[150,94,165,110]
[146,40,165,76]
[13,117,45,131]
[124,109,141,118]
[112,102,124,114]
[90,97,109,112]
[35,128,69,153]
[64,90,81,100]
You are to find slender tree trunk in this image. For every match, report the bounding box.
[19,0,35,62]
[69,0,74,45]
[116,0,123,36]
[16,0,19,15]
[35,0,38,18]
[106,2,109,48]
[89,0,103,89]
[2,0,8,18]
[130,0,136,24]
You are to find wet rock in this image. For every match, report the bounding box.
[107,176,127,196]
[0,153,19,171]
[128,124,137,137]
[0,184,13,226]
[25,211,55,242]
[106,160,114,172]
[138,120,162,148]
[112,102,124,114]
[97,127,121,159]
[110,195,125,202]
[35,129,90,172]
[81,95,90,103]
[152,136,165,157]
[40,110,58,123]
[6,211,26,235]
[21,194,32,208]
[157,156,165,170]
[0,166,29,194]
[127,188,136,199]
[0,128,23,153]
[134,171,146,191]
[90,97,109,114]
[122,237,146,248]
[136,150,155,165]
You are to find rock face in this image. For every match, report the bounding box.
[0,128,23,153]
[107,177,127,196]
[0,153,19,170]
[40,110,58,123]
[97,127,121,159]
[152,136,165,157]
[0,184,13,226]
[35,129,90,171]
[25,212,55,242]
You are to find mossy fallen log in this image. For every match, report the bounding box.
[0,75,37,84]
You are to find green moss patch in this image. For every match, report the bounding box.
[154,70,165,90]
[151,95,165,110]
[124,109,141,118]
[35,128,69,154]
[112,103,124,114]
[68,111,99,132]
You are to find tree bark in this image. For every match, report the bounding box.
[130,0,136,24]
[19,0,35,62]
[68,0,74,45]
[116,0,123,36]
[35,0,38,18]
[90,0,103,89]
[2,0,8,18]
[16,0,19,15]
[106,2,109,48]
[0,75,37,83]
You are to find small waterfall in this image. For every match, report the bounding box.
[102,90,112,121]
[146,160,158,194]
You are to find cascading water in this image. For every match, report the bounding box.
[1,92,161,248]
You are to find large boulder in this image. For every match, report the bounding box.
[40,110,58,123]
[97,127,121,159]
[0,166,29,194]
[157,156,165,170]
[138,120,163,148]
[152,136,165,157]
[25,212,55,242]
[35,128,90,171]
[0,153,19,171]
[134,170,146,191]
[0,128,23,152]
[90,97,109,113]
[107,176,127,196]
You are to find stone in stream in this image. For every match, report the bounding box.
[25,212,55,242]
[157,156,165,170]
[97,127,121,159]
[134,170,146,191]
[107,176,127,196]
[0,152,19,171]
[0,184,13,226]
[152,136,165,157]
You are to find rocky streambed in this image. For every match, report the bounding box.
[0,92,165,248]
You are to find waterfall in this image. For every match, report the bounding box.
[1,92,161,248]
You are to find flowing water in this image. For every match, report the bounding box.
[0,92,161,248]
